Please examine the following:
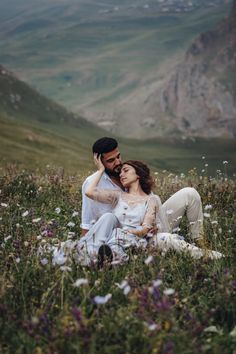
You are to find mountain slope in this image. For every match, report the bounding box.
[0,0,232,140]
[106,0,236,138]
[1,65,236,175]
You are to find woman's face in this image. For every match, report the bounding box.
[120,164,139,187]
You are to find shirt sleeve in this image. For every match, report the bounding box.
[80,179,95,230]
[142,196,159,229]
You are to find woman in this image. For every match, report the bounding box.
[75,156,222,266]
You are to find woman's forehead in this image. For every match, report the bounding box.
[121,164,133,171]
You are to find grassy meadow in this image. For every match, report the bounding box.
[0,166,235,353]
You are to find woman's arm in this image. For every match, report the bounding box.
[85,154,119,205]
[127,196,158,238]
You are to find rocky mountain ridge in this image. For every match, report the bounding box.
[94,0,236,138]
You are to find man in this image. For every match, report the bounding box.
[80,137,205,245]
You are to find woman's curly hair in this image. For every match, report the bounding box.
[122,160,155,194]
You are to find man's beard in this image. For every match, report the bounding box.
[105,166,121,178]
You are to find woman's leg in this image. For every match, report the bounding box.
[75,213,120,265]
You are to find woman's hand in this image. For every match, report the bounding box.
[94,153,105,172]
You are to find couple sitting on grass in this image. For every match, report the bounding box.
[76,137,222,267]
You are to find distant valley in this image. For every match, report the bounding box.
[0,0,234,139]
[0,64,236,175]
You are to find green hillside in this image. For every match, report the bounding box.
[0,66,235,176]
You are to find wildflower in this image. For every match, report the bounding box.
[40,258,48,265]
[144,255,153,265]
[32,218,41,223]
[223,161,228,164]
[123,285,131,295]
[202,156,205,159]
[37,235,42,240]
[153,279,162,287]
[203,213,210,218]
[205,164,208,167]
[72,211,79,217]
[55,207,61,214]
[22,210,29,217]
[116,280,131,295]
[73,278,89,287]
[116,280,129,289]
[204,325,221,334]
[16,223,20,228]
[1,203,8,208]
[204,204,212,210]
[145,322,158,331]
[163,288,175,296]
[67,221,75,228]
[15,257,21,263]
[93,293,112,305]
[229,326,236,337]
[24,241,29,247]
[4,235,12,242]
[52,250,67,265]
[60,266,72,272]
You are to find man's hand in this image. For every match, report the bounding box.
[94,153,105,172]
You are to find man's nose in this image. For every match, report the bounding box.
[115,158,121,165]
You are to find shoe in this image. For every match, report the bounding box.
[98,245,113,269]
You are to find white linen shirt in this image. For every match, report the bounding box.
[80,171,122,230]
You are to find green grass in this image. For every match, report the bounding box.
[0,168,235,353]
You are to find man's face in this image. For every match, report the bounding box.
[101,148,122,177]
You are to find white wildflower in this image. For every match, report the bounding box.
[67,221,75,228]
[203,213,211,218]
[40,258,48,265]
[204,204,212,210]
[60,266,72,272]
[116,280,129,289]
[4,235,12,242]
[223,161,228,164]
[22,210,29,217]
[153,279,162,287]
[204,326,220,334]
[52,249,67,265]
[24,241,29,247]
[145,323,158,331]
[211,221,218,225]
[144,255,153,265]
[229,326,236,337]
[55,207,61,214]
[163,288,175,296]
[1,203,8,208]
[15,257,21,263]
[32,218,41,223]
[123,285,131,296]
[73,278,89,287]
[94,293,112,305]
[72,211,79,217]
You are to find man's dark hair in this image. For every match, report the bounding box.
[92,137,118,155]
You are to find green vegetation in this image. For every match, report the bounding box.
[0,168,235,353]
